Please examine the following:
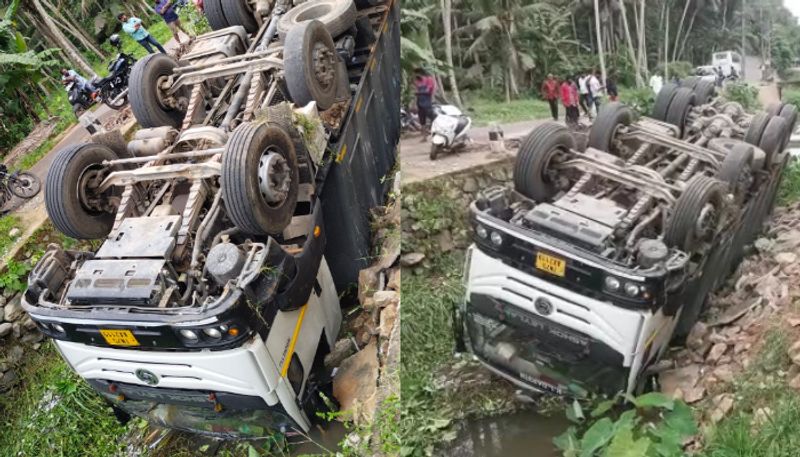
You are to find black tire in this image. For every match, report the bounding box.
[665,87,696,136]
[221,0,258,33]
[681,76,700,89]
[758,116,789,169]
[513,122,575,202]
[767,102,783,117]
[8,172,41,199]
[673,240,728,339]
[222,122,299,235]
[693,80,716,103]
[284,20,338,110]
[204,0,229,30]
[780,104,798,132]
[277,0,357,40]
[717,143,754,204]
[45,143,117,239]
[652,83,678,121]
[354,0,381,8]
[664,175,727,253]
[744,112,771,146]
[72,103,83,116]
[129,53,186,129]
[587,102,633,153]
[430,144,440,161]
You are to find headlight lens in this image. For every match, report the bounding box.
[624,283,640,297]
[52,323,66,334]
[604,276,621,291]
[203,327,222,339]
[176,320,248,347]
[179,329,199,341]
[476,225,488,239]
[490,231,503,247]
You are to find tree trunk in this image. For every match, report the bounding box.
[440,0,462,107]
[678,6,698,61]
[672,0,691,62]
[593,0,607,85]
[44,0,107,60]
[43,0,106,62]
[618,0,643,87]
[664,6,670,80]
[638,0,648,77]
[30,0,94,74]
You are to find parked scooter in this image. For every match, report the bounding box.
[97,34,136,110]
[429,104,471,160]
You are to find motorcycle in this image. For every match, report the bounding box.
[97,34,136,110]
[66,80,96,116]
[0,164,41,209]
[429,104,472,160]
[401,107,421,133]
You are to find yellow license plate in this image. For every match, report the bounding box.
[535,252,566,277]
[99,329,140,347]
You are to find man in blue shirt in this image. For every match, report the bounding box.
[117,13,167,54]
[155,0,194,45]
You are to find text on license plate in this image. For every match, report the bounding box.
[535,252,566,277]
[99,329,140,347]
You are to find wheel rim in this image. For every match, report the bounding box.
[76,164,110,214]
[311,42,336,92]
[542,146,570,190]
[10,175,39,198]
[695,203,718,243]
[258,148,291,206]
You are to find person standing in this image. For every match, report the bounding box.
[649,72,663,95]
[606,73,618,102]
[588,70,603,112]
[560,76,579,127]
[578,71,591,118]
[414,68,437,134]
[118,13,167,54]
[155,0,195,45]
[541,74,559,121]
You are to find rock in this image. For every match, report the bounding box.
[462,177,479,193]
[712,364,736,383]
[0,369,18,391]
[358,266,381,305]
[435,230,455,252]
[754,237,773,252]
[789,374,800,390]
[734,341,750,354]
[687,323,709,351]
[8,227,20,238]
[7,346,24,364]
[752,407,773,429]
[4,296,24,322]
[707,343,728,364]
[0,323,11,338]
[333,341,379,425]
[325,339,357,368]
[775,252,798,265]
[0,296,6,308]
[710,394,735,423]
[711,298,763,327]
[372,290,399,309]
[684,386,706,404]
[12,323,20,339]
[2,289,13,300]
[789,340,800,365]
[379,303,398,342]
[387,268,400,291]
[400,253,425,267]
[788,316,800,327]
[660,364,701,399]
[20,331,44,345]
[21,316,37,331]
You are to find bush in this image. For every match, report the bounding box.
[722,82,760,112]
[620,87,654,116]
[655,61,694,79]
[782,89,800,113]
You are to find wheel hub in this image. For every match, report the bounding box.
[258,150,291,205]
[77,166,110,213]
[695,203,717,239]
[312,42,336,90]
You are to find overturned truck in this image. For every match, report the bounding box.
[461,80,797,397]
[22,0,399,438]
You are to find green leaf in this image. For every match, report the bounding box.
[247,444,259,457]
[580,417,615,457]
[591,399,617,418]
[631,392,675,411]
[603,424,651,457]
[662,401,698,437]
[567,399,586,423]
[553,426,581,456]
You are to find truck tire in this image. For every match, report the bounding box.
[767,102,783,117]
[652,83,678,121]
[204,0,229,30]
[222,122,299,235]
[664,175,727,253]
[277,0,357,40]
[221,0,258,33]
[354,0,382,8]
[46,143,117,240]
[780,104,798,131]
[665,87,695,137]
[758,116,789,169]
[587,102,633,153]
[744,112,771,146]
[674,240,728,339]
[693,80,716,103]
[681,76,699,89]
[129,53,186,129]
[514,122,575,202]
[717,143,754,204]
[284,20,338,110]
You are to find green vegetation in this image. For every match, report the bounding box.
[0,215,21,257]
[463,91,552,127]
[699,329,800,456]
[555,393,697,457]
[778,161,800,205]
[722,82,761,113]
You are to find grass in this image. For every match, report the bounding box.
[461,91,552,127]
[0,215,21,258]
[699,329,800,456]
[778,160,800,205]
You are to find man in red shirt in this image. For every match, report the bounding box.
[561,76,579,127]
[541,74,559,121]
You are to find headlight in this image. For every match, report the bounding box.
[51,323,65,334]
[476,225,488,239]
[624,283,641,297]
[604,276,621,291]
[175,320,248,347]
[203,328,222,339]
[490,231,503,247]
[179,329,199,341]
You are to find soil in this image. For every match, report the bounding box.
[2,120,59,166]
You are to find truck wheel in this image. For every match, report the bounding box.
[129,53,187,129]
[46,143,117,240]
[767,102,783,117]
[744,112,771,146]
[664,175,727,253]
[514,122,575,202]
[222,122,299,235]
[221,0,258,33]
[651,83,678,121]
[665,87,696,137]
[277,0,357,40]
[693,80,716,103]
[284,20,338,110]
[204,0,229,30]
[758,116,789,169]
[354,0,382,8]
[780,104,798,131]
[681,76,699,89]
[587,102,633,153]
[717,143,754,204]
[674,240,728,339]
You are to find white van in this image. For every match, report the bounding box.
[712,51,742,78]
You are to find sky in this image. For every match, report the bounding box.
[786,0,800,22]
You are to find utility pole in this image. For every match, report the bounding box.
[741,0,747,79]
[593,0,607,85]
